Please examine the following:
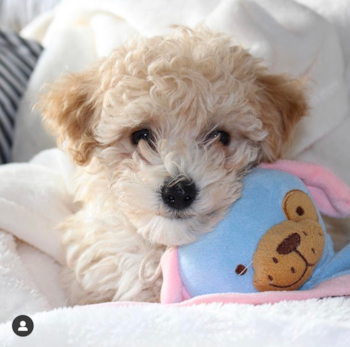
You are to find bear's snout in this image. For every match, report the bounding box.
[276,233,301,255]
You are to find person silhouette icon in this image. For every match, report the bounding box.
[18,321,28,332]
[12,315,34,336]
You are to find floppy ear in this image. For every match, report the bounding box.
[260,160,350,218]
[36,70,102,165]
[256,73,308,162]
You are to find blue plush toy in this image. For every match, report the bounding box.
[161,161,350,304]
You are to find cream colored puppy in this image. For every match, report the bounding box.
[38,27,307,304]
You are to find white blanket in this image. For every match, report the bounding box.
[0,149,73,323]
[1,0,350,345]
[1,296,350,346]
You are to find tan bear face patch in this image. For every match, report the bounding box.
[253,190,325,291]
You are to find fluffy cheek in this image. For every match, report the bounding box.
[113,167,162,223]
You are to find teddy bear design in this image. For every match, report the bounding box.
[253,190,325,291]
[160,161,350,304]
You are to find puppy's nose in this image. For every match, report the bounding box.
[276,233,301,255]
[161,179,197,210]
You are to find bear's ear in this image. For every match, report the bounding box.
[256,73,308,162]
[260,161,350,218]
[283,190,319,222]
[36,70,102,166]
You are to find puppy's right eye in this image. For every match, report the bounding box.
[132,129,151,145]
[206,130,230,146]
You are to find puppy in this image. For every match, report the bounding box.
[37,27,307,304]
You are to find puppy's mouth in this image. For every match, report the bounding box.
[157,201,221,221]
[158,207,220,220]
[158,209,195,220]
[173,212,193,220]
[156,202,196,220]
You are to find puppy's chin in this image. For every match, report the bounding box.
[131,214,206,246]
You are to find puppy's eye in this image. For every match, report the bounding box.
[207,131,230,146]
[132,129,151,145]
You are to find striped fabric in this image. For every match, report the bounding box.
[0,0,60,32]
[0,30,43,164]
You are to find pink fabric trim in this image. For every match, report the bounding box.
[260,160,350,218]
[101,275,350,307]
[181,287,191,301]
[175,274,350,306]
[160,247,185,304]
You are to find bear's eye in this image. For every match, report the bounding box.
[207,130,230,146]
[296,206,304,216]
[132,129,151,145]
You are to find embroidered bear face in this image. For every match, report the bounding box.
[253,190,325,291]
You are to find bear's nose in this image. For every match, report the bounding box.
[161,179,197,210]
[276,233,301,255]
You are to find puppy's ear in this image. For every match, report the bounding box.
[37,71,102,165]
[256,73,308,162]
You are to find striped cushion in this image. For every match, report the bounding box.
[0,31,43,164]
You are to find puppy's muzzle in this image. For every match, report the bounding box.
[161,179,197,210]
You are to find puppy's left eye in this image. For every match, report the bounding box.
[207,131,230,146]
[132,129,151,145]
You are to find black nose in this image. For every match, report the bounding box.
[161,179,197,210]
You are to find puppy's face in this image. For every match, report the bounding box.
[38,28,307,246]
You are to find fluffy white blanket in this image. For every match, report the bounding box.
[1,0,350,345]
[1,297,350,346]
[0,149,72,322]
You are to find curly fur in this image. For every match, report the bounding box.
[37,27,308,304]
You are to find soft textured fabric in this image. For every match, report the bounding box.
[0,149,72,323]
[0,30,42,163]
[260,161,350,218]
[161,163,350,303]
[1,298,350,347]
